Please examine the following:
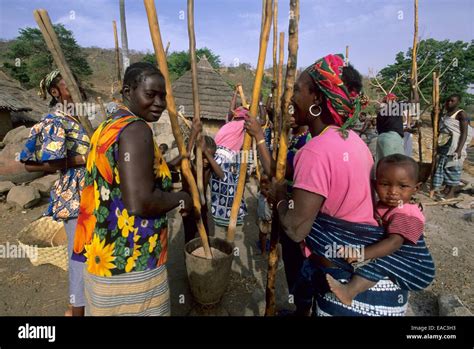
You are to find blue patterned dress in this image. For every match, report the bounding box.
[210,146,247,227]
[20,113,90,221]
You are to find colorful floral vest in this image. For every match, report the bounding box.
[72,108,172,277]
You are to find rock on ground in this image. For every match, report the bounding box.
[0,142,44,184]
[2,126,30,145]
[0,181,15,195]
[438,294,473,316]
[6,186,41,209]
[463,211,474,222]
[29,174,59,196]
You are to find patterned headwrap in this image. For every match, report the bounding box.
[382,93,398,103]
[38,69,61,100]
[305,54,365,138]
[232,106,250,120]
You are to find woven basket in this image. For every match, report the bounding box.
[18,216,68,271]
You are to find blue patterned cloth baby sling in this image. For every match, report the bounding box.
[305,213,435,291]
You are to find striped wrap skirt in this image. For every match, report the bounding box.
[84,265,170,316]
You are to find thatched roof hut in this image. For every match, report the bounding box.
[172,56,233,132]
[153,57,234,150]
[0,71,46,117]
[0,71,45,140]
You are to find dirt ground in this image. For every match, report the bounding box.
[0,181,290,316]
[408,175,474,315]
[0,162,473,316]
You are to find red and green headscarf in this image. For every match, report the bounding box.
[305,54,366,137]
[383,93,397,103]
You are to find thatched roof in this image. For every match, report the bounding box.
[172,56,233,121]
[0,71,46,118]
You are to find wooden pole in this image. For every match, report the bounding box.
[33,9,93,136]
[430,72,440,196]
[270,0,277,131]
[411,0,421,169]
[277,32,284,111]
[260,0,266,41]
[237,85,260,183]
[345,45,349,65]
[265,0,300,316]
[165,41,170,56]
[237,85,248,108]
[272,31,284,160]
[187,0,206,206]
[119,0,130,75]
[113,21,122,84]
[272,0,278,85]
[271,1,279,161]
[254,141,261,182]
[177,111,192,129]
[144,0,212,259]
[237,82,261,183]
[410,0,419,104]
[226,0,273,242]
[418,120,423,163]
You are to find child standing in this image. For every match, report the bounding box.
[326,154,435,305]
[182,133,224,243]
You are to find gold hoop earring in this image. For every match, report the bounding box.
[309,104,322,117]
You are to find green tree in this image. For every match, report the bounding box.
[2,24,92,89]
[376,39,474,108]
[142,47,221,82]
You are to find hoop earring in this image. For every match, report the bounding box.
[309,104,322,117]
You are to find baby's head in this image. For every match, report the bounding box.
[159,143,168,154]
[203,136,217,169]
[375,154,421,207]
[260,173,271,196]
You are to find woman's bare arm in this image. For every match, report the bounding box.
[244,118,276,177]
[277,187,324,242]
[119,121,191,218]
[204,151,224,180]
[455,111,469,157]
[24,155,86,173]
[227,87,239,121]
[362,234,404,260]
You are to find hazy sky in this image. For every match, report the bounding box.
[0,0,473,76]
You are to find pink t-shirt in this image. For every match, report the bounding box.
[376,202,425,244]
[293,127,377,226]
[214,119,245,151]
